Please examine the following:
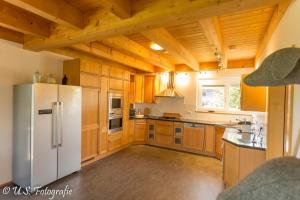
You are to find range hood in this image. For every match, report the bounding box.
[244,48,300,86]
[155,72,184,98]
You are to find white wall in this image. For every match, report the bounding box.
[0,40,69,185]
[136,68,266,123]
[256,0,300,157]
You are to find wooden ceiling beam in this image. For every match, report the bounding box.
[175,58,255,71]
[102,36,175,71]
[199,17,228,69]
[255,0,292,63]
[142,28,199,71]
[3,0,84,29]
[98,0,131,19]
[23,0,282,51]
[0,1,50,37]
[0,26,23,43]
[71,42,154,72]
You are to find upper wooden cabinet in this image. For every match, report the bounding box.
[135,74,144,103]
[240,74,267,112]
[134,74,160,104]
[109,67,123,79]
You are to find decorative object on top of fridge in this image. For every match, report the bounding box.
[62,74,68,85]
[47,74,56,84]
[32,71,41,83]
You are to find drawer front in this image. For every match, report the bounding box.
[80,73,99,88]
[183,127,205,151]
[109,78,123,91]
[156,121,173,136]
[156,134,173,146]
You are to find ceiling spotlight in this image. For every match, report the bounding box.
[150,42,164,51]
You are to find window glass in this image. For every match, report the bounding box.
[201,85,225,109]
[229,85,241,110]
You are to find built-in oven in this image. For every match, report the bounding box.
[108,92,123,133]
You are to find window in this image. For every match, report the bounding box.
[197,79,241,112]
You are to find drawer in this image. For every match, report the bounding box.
[109,78,123,91]
[156,134,173,146]
[80,73,99,88]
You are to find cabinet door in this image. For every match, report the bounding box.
[241,74,266,112]
[110,67,124,79]
[109,78,123,91]
[81,88,99,162]
[99,77,109,154]
[128,120,135,142]
[144,75,154,103]
[155,121,173,146]
[80,60,100,75]
[80,72,99,88]
[122,82,130,145]
[183,126,205,151]
[215,126,225,159]
[108,131,122,151]
[223,142,239,187]
[135,75,144,103]
[134,119,146,142]
[239,148,266,180]
[205,126,215,153]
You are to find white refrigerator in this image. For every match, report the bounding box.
[13,83,81,190]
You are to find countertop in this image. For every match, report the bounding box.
[130,115,233,127]
[222,128,266,150]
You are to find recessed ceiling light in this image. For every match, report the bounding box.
[150,42,163,51]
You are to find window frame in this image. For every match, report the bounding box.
[196,77,244,114]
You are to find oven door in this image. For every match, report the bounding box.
[109,116,123,133]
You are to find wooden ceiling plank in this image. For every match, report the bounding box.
[3,0,84,29]
[71,42,154,72]
[199,17,228,68]
[0,1,50,37]
[102,36,175,71]
[142,28,199,71]
[255,0,292,63]
[23,0,282,51]
[0,26,23,43]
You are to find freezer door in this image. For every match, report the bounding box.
[57,85,81,179]
[32,84,58,188]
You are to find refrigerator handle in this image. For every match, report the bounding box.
[57,102,63,147]
[52,102,58,148]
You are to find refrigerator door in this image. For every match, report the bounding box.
[57,85,81,179]
[32,83,58,188]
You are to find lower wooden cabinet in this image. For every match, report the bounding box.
[215,126,225,159]
[81,128,98,162]
[205,126,215,153]
[108,131,122,151]
[134,119,147,142]
[155,121,174,146]
[223,141,266,187]
[183,124,205,151]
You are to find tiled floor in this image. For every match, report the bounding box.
[0,145,224,200]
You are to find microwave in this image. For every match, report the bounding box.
[108,92,123,133]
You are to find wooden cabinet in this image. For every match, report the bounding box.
[109,78,123,91]
[240,74,266,112]
[174,122,184,147]
[183,124,205,151]
[144,75,160,103]
[128,120,135,143]
[223,142,240,187]
[223,141,266,187]
[81,88,99,162]
[109,67,123,79]
[205,126,215,153]
[108,131,122,151]
[155,121,174,146]
[99,77,109,155]
[135,74,144,103]
[215,126,225,159]
[134,119,147,142]
[122,81,130,145]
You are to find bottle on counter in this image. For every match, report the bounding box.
[62,74,68,85]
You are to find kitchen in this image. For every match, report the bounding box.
[0,0,300,199]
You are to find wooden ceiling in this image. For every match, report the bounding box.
[0,0,292,72]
